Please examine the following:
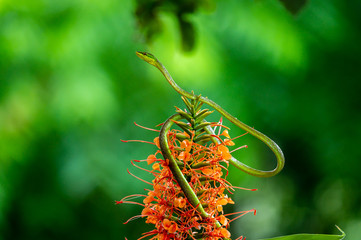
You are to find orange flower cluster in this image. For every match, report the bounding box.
[118,126,255,240]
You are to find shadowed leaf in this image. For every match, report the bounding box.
[262,226,345,240]
[279,0,308,15]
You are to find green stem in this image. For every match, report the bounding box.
[136,51,285,177]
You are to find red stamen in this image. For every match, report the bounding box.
[131,160,160,175]
[230,145,248,153]
[118,200,145,207]
[133,156,163,163]
[127,169,153,185]
[138,230,158,240]
[231,132,248,141]
[134,122,160,132]
[124,214,143,224]
[213,117,223,135]
[225,209,256,223]
[155,122,165,127]
[118,194,147,202]
[210,134,224,144]
[209,123,230,130]
[120,139,155,145]
[232,185,258,191]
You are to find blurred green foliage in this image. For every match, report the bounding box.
[0,0,360,239]
[134,0,214,52]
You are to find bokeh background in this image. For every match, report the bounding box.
[1,0,360,239]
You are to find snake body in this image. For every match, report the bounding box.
[136,51,285,178]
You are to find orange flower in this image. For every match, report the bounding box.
[180,139,192,153]
[152,162,160,171]
[219,215,228,226]
[153,137,160,148]
[221,129,231,138]
[147,154,157,165]
[218,144,232,160]
[224,138,235,146]
[202,168,214,175]
[217,198,229,206]
[220,228,231,238]
[174,197,186,208]
[163,218,178,234]
[118,118,255,240]
[178,151,191,161]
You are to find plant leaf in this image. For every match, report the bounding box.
[278,0,308,15]
[261,226,345,240]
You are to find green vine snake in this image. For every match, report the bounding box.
[136,51,285,178]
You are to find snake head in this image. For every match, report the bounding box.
[136,51,159,67]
